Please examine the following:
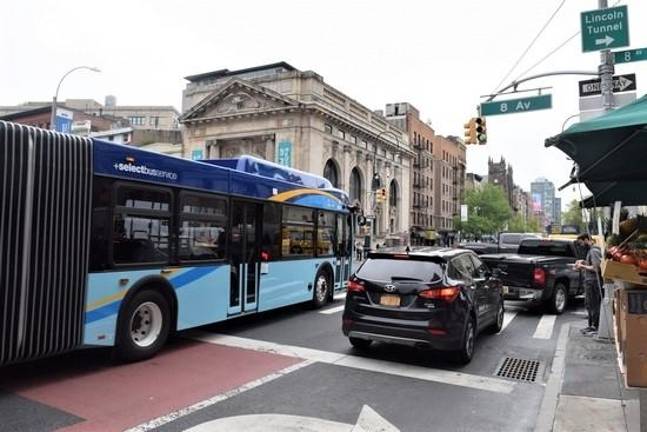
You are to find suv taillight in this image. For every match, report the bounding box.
[533,268,546,286]
[419,286,460,302]
[347,279,365,293]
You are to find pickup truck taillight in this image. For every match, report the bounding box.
[533,268,546,286]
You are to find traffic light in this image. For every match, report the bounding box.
[376,187,387,204]
[463,118,476,144]
[475,117,487,145]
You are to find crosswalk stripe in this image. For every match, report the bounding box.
[191,332,516,394]
[500,311,518,332]
[533,315,557,339]
[333,292,347,300]
[319,305,345,315]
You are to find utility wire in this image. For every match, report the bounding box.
[513,0,623,82]
[491,0,568,94]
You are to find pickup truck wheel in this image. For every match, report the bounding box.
[548,283,568,315]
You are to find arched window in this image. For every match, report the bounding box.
[349,167,362,205]
[389,179,398,207]
[323,159,339,188]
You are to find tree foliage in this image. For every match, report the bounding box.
[455,184,512,238]
[562,199,584,228]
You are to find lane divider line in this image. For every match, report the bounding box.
[319,305,345,315]
[533,315,557,339]
[125,360,314,432]
[500,311,518,332]
[191,332,516,394]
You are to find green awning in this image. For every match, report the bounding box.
[546,94,647,183]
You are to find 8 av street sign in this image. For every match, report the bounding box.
[614,48,647,64]
[480,95,552,116]
[581,5,629,53]
[578,73,636,97]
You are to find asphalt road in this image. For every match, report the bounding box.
[0,295,586,432]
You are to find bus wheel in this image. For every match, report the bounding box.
[312,269,331,309]
[116,289,170,362]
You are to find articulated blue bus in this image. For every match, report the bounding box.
[0,121,356,364]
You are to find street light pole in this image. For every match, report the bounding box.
[598,0,615,112]
[50,66,101,131]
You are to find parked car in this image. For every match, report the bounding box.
[460,232,541,255]
[480,239,585,314]
[342,247,504,364]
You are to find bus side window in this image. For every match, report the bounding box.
[89,177,113,270]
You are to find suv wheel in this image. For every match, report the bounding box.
[454,317,475,364]
[548,283,568,315]
[487,301,504,334]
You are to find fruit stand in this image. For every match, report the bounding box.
[545,95,647,426]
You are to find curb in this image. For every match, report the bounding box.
[535,323,570,432]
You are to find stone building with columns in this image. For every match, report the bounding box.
[180,62,414,246]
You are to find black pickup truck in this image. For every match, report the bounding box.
[480,239,585,314]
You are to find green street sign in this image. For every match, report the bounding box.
[581,5,629,53]
[614,48,647,64]
[480,95,552,116]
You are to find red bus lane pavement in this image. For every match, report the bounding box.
[0,339,302,432]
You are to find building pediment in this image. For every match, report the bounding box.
[180,79,299,123]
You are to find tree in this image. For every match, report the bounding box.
[456,184,513,238]
[562,199,584,228]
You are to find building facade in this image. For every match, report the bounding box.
[488,157,514,207]
[0,104,124,132]
[180,62,414,246]
[512,185,531,223]
[531,177,557,229]
[433,135,466,235]
[384,102,436,243]
[465,173,484,191]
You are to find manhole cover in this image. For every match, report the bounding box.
[495,357,541,382]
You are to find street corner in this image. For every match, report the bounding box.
[0,338,303,432]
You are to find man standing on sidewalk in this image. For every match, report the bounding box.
[575,233,602,334]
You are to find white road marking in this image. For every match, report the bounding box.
[319,305,345,315]
[500,311,518,332]
[571,311,587,316]
[191,332,516,394]
[333,292,347,300]
[125,360,314,432]
[533,315,557,339]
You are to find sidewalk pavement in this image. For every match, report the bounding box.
[551,323,640,432]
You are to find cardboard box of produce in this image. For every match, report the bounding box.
[621,289,647,387]
[602,259,647,287]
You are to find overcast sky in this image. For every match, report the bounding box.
[2,0,646,209]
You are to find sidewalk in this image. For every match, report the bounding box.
[551,323,640,432]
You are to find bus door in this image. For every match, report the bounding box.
[228,200,261,315]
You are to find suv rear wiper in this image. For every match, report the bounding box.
[390,276,423,281]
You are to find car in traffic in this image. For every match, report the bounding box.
[460,232,541,255]
[480,239,585,314]
[342,248,504,364]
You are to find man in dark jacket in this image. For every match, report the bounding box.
[575,233,602,334]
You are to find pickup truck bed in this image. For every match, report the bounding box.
[481,239,584,314]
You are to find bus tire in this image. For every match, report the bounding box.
[311,269,331,309]
[116,289,170,362]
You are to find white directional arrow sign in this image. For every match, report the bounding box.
[595,35,615,47]
[184,405,400,432]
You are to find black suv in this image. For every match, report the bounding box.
[342,248,504,364]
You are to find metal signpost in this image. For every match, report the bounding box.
[578,74,636,97]
[580,5,629,53]
[614,48,647,64]
[480,94,552,116]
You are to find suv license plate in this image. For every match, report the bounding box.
[380,294,401,307]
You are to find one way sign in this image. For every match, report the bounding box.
[579,74,636,97]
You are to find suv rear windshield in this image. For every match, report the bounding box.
[518,240,574,257]
[356,258,444,282]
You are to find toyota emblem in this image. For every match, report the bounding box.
[384,284,397,293]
